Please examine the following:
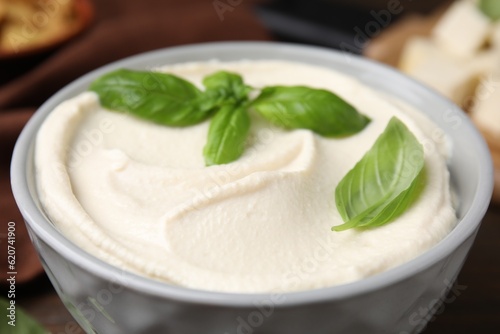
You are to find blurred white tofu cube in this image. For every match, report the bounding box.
[401,37,482,106]
[471,73,500,136]
[433,0,491,58]
[399,37,440,73]
[469,49,500,75]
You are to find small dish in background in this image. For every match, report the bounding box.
[0,0,93,60]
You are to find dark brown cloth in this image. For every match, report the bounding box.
[0,0,271,284]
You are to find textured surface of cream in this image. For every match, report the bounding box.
[35,60,457,293]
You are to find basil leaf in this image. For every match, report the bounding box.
[252,86,370,137]
[333,117,425,231]
[479,0,500,20]
[203,71,252,104]
[0,298,48,333]
[203,103,251,166]
[89,69,215,126]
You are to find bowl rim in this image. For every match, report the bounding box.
[11,41,494,307]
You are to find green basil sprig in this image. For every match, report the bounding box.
[89,69,370,165]
[479,0,500,21]
[333,117,425,231]
[252,86,370,137]
[201,71,252,165]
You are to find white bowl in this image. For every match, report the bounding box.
[11,42,494,334]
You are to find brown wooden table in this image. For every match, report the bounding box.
[14,203,500,333]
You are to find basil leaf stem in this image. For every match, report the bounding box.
[333,117,425,231]
[203,71,252,104]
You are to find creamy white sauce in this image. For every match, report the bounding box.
[35,60,457,293]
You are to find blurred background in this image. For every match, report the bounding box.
[257,0,448,46]
[1,0,498,333]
